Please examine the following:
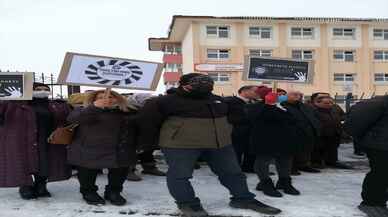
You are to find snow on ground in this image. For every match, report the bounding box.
[0,144,369,217]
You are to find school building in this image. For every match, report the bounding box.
[148,15,388,100]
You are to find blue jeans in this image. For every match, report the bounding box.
[162,145,255,206]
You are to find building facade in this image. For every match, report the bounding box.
[149,16,388,100]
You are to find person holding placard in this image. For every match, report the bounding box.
[66,90,137,206]
[137,73,281,217]
[0,82,71,199]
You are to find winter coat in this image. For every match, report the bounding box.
[224,96,251,148]
[247,103,304,156]
[137,88,232,149]
[314,107,342,146]
[344,96,388,151]
[67,106,137,169]
[0,100,71,187]
[281,101,321,149]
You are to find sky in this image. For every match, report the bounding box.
[1,0,388,93]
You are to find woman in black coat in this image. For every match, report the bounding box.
[67,90,137,206]
[248,92,303,198]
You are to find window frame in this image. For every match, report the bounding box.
[333,73,356,82]
[374,73,388,82]
[290,27,314,39]
[207,72,231,83]
[292,49,314,60]
[374,50,388,61]
[333,50,355,62]
[248,26,272,39]
[249,49,273,57]
[206,25,230,38]
[332,28,356,39]
[207,49,230,60]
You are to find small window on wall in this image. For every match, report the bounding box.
[374,73,388,82]
[291,27,314,39]
[164,63,181,72]
[374,50,388,61]
[292,50,313,60]
[333,28,355,38]
[373,29,388,40]
[208,73,230,83]
[249,49,272,57]
[207,49,230,60]
[334,73,355,82]
[249,27,272,39]
[333,50,355,62]
[206,26,230,38]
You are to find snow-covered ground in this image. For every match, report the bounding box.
[0,144,370,217]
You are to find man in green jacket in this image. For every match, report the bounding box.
[137,73,281,217]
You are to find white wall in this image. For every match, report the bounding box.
[182,24,194,74]
[369,24,388,48]
[327,24,362,48]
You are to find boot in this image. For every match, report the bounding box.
[359,203,388,217]
[127,170,142,181]
[299,166,321,173]
[256,179,283,197]
[82,192,106,205]
[327,162,353,170]
[230,199,282,215]
[276,178,301,195]
[142,164,166,176]
[177,203,208,217]
[34,179,51,198]
[19,186,37,200]
[104,191,127,206]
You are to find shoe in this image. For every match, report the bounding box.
[256,179,283,197]
[142,167,166,176]
[34,183,51,198]
[230,199,282,215]
[19,186,37,200]
[359,203,388,217]
[291,170,302,176]
[82,192,106,205]
[127,171,143,181]
[311,163,325,169]
[327,162,353,170]
[104,191,127,206]
[299,166,321,173]
[354,151,365,156]
[178,203,209,217]
[194,163,201,170]
[276,178,301,196]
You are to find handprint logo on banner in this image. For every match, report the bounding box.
[85,60,143,86]
[295,72,307,82]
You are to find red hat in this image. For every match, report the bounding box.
[255,86,272,99]
[265,92,278,105]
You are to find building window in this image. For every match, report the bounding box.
[333,28,355,38]
[373,29,388,40]
[334,73,355,82]
[249,27,272,39]
[164,63,182,72]
[292,50,313,60]
[374,50,388,61]
[207,49,230,60]
[249,49,272,57]
[374,73,388,82]
[164,45,181,55]
[206,26,229,38]
[208,72,230,83]
[333,50,355,62]
[291,27,314,39]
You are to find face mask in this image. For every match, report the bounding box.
[187,76,214,96]
[33,90,50,99]
[278,95,288,103]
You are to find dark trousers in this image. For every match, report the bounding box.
[254,155,292,180]
[233,142,256,171]
[162,145,255,206]
[77,167,129,194]
[312,139,339,165]
[361,149,388,206]
[293,144,314,169]
[137,150,157,169]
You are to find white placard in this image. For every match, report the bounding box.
[195,64,244,72]
[58,52,163,91]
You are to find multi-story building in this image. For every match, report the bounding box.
[149,15,388,100]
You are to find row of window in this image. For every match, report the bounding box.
[204,72,388,83]
[206,25,388,40]
[206,49,388,61]
[164,63,182,72]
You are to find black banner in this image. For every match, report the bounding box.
[0,74,24,98]
[246,57,312,83]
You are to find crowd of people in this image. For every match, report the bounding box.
[0,73,387,216]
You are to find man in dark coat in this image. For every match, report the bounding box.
[137,73,281,217]
[0,82,71,199]
[312,96,351,169]
[281,91,321,173]
[224,85,258,173]
[344,96,388,215]
[247,91,303,198]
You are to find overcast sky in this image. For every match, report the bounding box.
[1,0,388,92]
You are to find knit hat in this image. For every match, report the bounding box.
[33,82,50,90]
[179,73,213,86]
[127,93,154,108]
[265,92,278,105]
